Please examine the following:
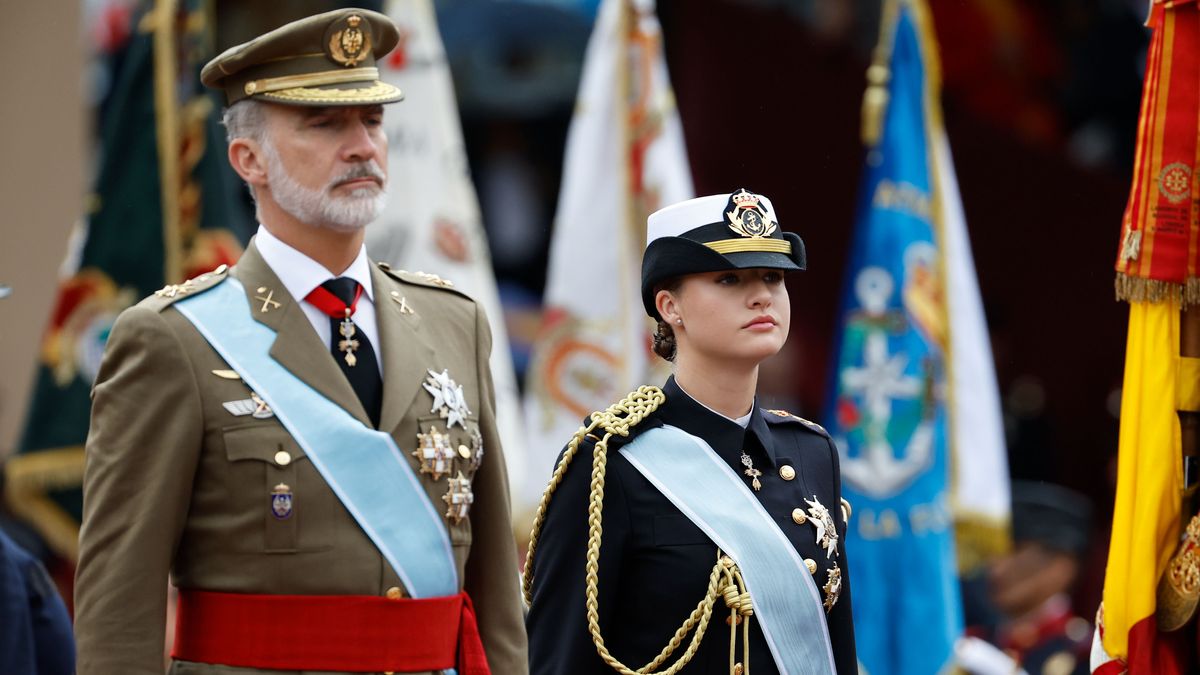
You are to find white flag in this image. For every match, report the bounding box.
[937,129,1010,560]
[521,0,693,515]
[367,0,528,511]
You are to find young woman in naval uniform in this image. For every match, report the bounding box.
[525,189,858,675]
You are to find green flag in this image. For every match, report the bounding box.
[8,0,251,561]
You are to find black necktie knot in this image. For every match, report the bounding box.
[322,277,360,307]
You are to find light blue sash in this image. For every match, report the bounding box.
[620,425,836,675]
[176,278,457,598]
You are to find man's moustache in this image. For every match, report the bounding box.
[331,163,385,188]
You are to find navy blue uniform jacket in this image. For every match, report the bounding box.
[526,377,857,674]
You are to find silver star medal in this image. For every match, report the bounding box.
[804,496,839,559]
[423,369,471,429]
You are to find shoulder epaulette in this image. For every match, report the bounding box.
[145,264,229,311]
[376,261,472,300]
[763,408,830,437]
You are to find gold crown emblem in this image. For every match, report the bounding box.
[329,14,372,67]
[731,189,761,209]
[725,189,776,238]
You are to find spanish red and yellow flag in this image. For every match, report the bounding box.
[1096,1,1200,672]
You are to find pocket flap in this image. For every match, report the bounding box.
[222,424,306,463]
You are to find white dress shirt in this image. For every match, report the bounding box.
[254,225,383,377]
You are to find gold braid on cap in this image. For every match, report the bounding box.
[523,386,758,674]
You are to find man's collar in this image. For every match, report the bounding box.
[254,224,375,302]
[658,376,778,467]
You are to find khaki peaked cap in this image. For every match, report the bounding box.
[201,8,404,107]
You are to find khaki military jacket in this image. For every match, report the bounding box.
[74,242,528,675]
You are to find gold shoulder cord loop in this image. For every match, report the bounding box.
[523,386,757,674]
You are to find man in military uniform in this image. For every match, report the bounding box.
[73,9,527,674]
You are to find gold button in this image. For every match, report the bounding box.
[458,444,472,459]
[733,663,744,675]
[385,586,403,600]
[244,81,257,95]
[274,450,291,466]
[792,508,807,525]
[779,465,796,481]
[805,558,818,574]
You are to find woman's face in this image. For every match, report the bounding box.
[661,267,791,366]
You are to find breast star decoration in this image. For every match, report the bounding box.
[803,496,840,559]
[423,369,471,430]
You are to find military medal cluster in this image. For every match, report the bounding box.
[414,369,480,524]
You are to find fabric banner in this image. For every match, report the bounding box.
[10,0,248,562]
[365,0,527,520]
[1095,301,1189,674]
[1097,2,1200,671]
[521,0,693,512]
[1114,0,1200,305]
[825,1,1009,673]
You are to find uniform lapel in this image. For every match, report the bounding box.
[371,263,436,434]
[232,241,371,426]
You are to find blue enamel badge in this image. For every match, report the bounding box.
[271,483,293,520]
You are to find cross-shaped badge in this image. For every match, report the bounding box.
[443,471,474,523]
[413,426,455,481]
[254,287,281,313]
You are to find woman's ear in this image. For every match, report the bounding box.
[228,137,269,190]
[656,288,679,326]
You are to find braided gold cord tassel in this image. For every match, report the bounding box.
[522,386,759,674]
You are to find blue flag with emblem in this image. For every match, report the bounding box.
[824,1,1012,673]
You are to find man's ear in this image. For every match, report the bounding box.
[228,137,269,190]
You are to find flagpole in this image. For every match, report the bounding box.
[153,0,184,284]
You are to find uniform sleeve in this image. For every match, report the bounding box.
[74,306,204,675]
[525,432,633,675]
[464,302,530,674]
[826,436,858,674]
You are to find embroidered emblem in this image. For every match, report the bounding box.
[803,496,839,559]
[154,278,196,298]
[390,291,414,315]
[423,369,471,429]
[443,471,474,523]
[823,562,842,612]
[222,392,274,419]
[271,483,293,520]
[408,270,454,287]
[328,14,372,67]
[1159,162,1192,204]
[254,287,281,313]
[725,189,778,238]
[413,426,455,481]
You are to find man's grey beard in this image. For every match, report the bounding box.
[260,137,388,232]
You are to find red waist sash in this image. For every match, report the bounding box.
[172,589,490,674]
